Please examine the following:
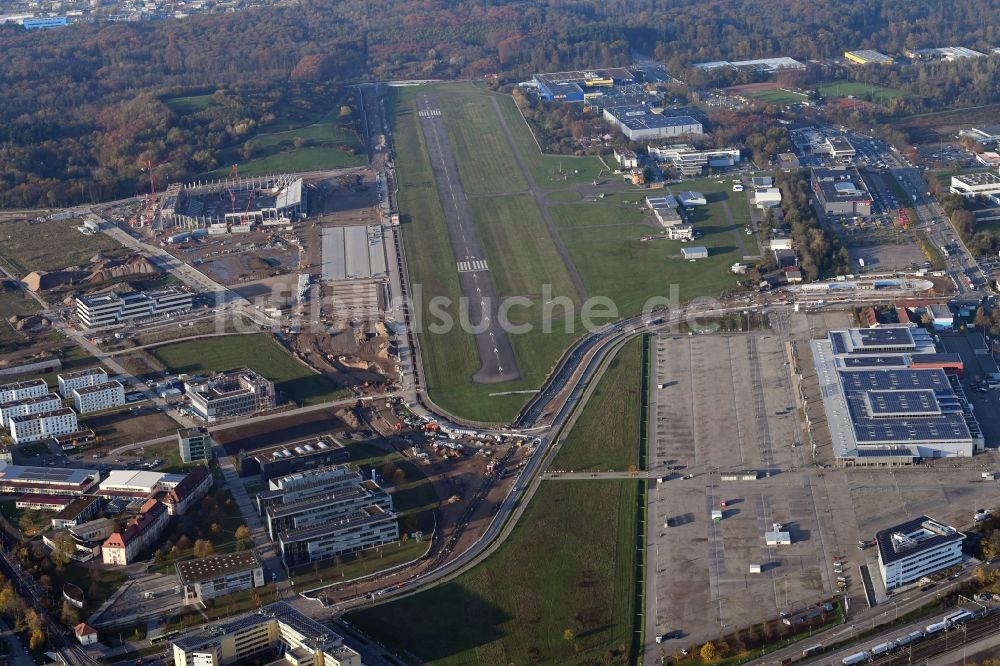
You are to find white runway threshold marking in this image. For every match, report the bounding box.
[457,260,489,272]
[418,109,442,117]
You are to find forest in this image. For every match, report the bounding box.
[1,0,999,207]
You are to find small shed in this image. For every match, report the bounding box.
[766,531,792,546]
[682,246,709,260]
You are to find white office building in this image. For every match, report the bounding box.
[876,516,964,590]
[75,288,192,329]
[0,378,49,404]
[0,393,62,428]
[950,172,1000,198]
[177,551,264,605]
[170,601,360,666]
[57,368,108,398]
[666,225,694,240]
[648,144,741,176]
[9,408,78,444]
[72,381,125,414]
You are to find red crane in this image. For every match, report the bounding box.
[141,157,173,228]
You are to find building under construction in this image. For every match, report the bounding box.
[158,175,305,231]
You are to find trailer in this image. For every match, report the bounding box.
[842,651,871,665]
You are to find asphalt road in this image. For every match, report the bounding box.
[415,91,519,384]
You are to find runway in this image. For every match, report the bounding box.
[415,92,520,383]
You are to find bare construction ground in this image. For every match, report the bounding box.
[647,311,1000,655]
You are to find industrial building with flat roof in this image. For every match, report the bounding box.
[184,369,276,422]
[533,68,635,102]
[98,469,187,498]
[950,172,1000,198]
[693,57,805,72]
[170,601,360,666]
[876,516,964,590]
[602,105,702,141]
[909,46,987,61]
[177,551,264,605]
[0,463,100,496]
[845,49,894,65]
[239,435,349,480]
[810,327,982,465]
[75,288,192,329]
[320,223,388,282]
[811,166,873,216]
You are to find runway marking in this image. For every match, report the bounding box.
[418,109,442,117]
[457,260,489,272]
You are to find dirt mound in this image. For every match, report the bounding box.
[23,254,158,292]
[7,314,51,332]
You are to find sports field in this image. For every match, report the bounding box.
[818,79,905,100]
[553,336,644,472]
[347,479,640,665]
[750,88,809,104]
[552,179,744,315]
[149,333,349,406]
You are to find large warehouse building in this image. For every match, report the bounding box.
[811,167,873,216]
[810,327,983,465]
[845,49,894,65]
[950,172,1000,199]
[603,105,702,141]
[533,68,636,102]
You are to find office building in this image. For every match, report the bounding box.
[0,393,62,428]
[265,473,393,540]
[876,516,964,590]
[177,427,212,463]
[647,145,741,176]
[239,436,349,480]
[811,167,873,216]
[72,381,125,414]
[825,136,856,159]
[950,172,1000,198]
[75,288,192,329]
[102,498,170,565]
[170,601,361,666]
[666,225,694,240]
[613,148,639,168]
[177,551,264,605]
[603,105,702,141]
[185,369,276,422]
[811,327,983,465]
[57,368,108,398]
[255,464,361,515]
[845,49,893,65]
[9,407,78,444]
[278,507,400,567]
[0,378,49,404]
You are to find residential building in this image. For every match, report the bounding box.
[278,506,400,567]
[681,246,709,260]
[647,144,740,176]
[950,172,1000,198]
[170,601,361,666]
[9,407,78,444]
[51,496,102,529]
[57,368,108,398]
[0,378,49,404]
[72,381,125,414]
[185,369,276,422]
[811,167,873,216]
[845,49,893,65]
[177,427,212,463]
[810,327,983,465]
[101,498,170,566]
[75,288,192,329]
[239,436,350,480]
[666,225,694,240]
[0,393,62,427]
[162,465,212,516]
[74,623,98,646]
[177,551,264,605]
[754,187,783,208]
[603,105,702,141]
[876,516,964,590]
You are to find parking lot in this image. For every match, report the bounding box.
[648,313,1000,653]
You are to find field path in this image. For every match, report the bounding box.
[487,95,589,303]
[719,199,749,257]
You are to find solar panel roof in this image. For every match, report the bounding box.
[842,356,908,368]
[857,327,914,347]
[865,389,941,417]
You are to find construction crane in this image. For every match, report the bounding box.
[140,156,175,228]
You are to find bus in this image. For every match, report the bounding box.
[150,630,180,644]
